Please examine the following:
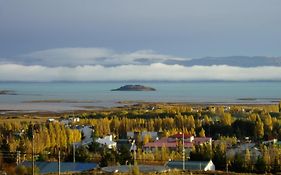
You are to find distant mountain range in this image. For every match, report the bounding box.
[163,56,281,67]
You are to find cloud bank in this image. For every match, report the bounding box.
[14,48,187,67]
[0,48,281,81]
[0,63,281,81]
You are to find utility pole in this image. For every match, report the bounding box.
[32,125,35,175]
[182,132,185,171]
[73,144,75,163]
[58,147,61,175]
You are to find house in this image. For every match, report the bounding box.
[127,131,159,141]
[144,137,193,152]
[166,160,215,171]
[47,118,57,123]
[60,117,80,125]
[19,161,97,174]
[96,135,117,149]
[262,139,277,145]
[78,126,94,139]
[226,143,261,160]
[101,165,167,173]
[79,125,94,146]
[144,134,212,152]
[71,125,94,147]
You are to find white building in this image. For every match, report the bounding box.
[60,117,80,125]
[96,135,117,149]
[167,160,215,171]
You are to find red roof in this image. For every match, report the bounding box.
[193,137,212,143]
[144,136,212,149]
[144,137,193,149]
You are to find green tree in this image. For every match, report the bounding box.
[255,156,266,173]
[75,146,90,162]
[118,145,133,165]
[231,153,244,172]
[213,143,226,170]
[100,149,117,167]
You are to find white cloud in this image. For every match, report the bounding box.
[0,63,281,81]
[1,48,281,81]
[17,48,188,66]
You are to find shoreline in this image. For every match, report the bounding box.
[0,100,279,117]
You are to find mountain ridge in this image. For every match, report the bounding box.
[163,56,281,67]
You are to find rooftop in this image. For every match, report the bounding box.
[20,161,97,174]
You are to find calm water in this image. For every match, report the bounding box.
[0,82,281,112]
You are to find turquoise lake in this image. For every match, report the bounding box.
[0,82,281,112]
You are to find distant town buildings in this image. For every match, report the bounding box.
[96,135,117,149]
[144,133,212,152]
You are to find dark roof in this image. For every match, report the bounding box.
[144,137,193,149]
[167,160,211,170]
[20,161,97,174]
[102,165,167,173]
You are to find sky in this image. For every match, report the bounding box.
[1,0,281,81]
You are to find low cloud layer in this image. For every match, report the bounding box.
[0,48,281,81]
[5,48,187,67]
[0,63,281,81]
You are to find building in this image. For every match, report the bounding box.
[144,134,212,152]
[101,165,167,173]
[96,135,117,149]
[167,160,215,171]
[47,118,57,123]
[127,131,159,141]
[60,117,80,125]
[19,161,97,174]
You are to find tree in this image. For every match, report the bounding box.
[0,139,16,163]
[221,113,232,126]
[203,115,212,125]
[118,145,133,165]
[213,143,226,170]
[15,165,28,175]
[186,115,195,130]
[161,145,169,161]
[100,149,117,167]
[75,146,90,162]
[244,149,252,172]
[255,156,266,173]
[255,116,264,139]
[143,134,151,145]
[273,157,281,173]
[199,128,205,137]
[231,153,244,172]
[110,117,120,135]
[131,162,140,175]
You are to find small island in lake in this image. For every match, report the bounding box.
[111,85,156,91]
[0,90,17,95]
